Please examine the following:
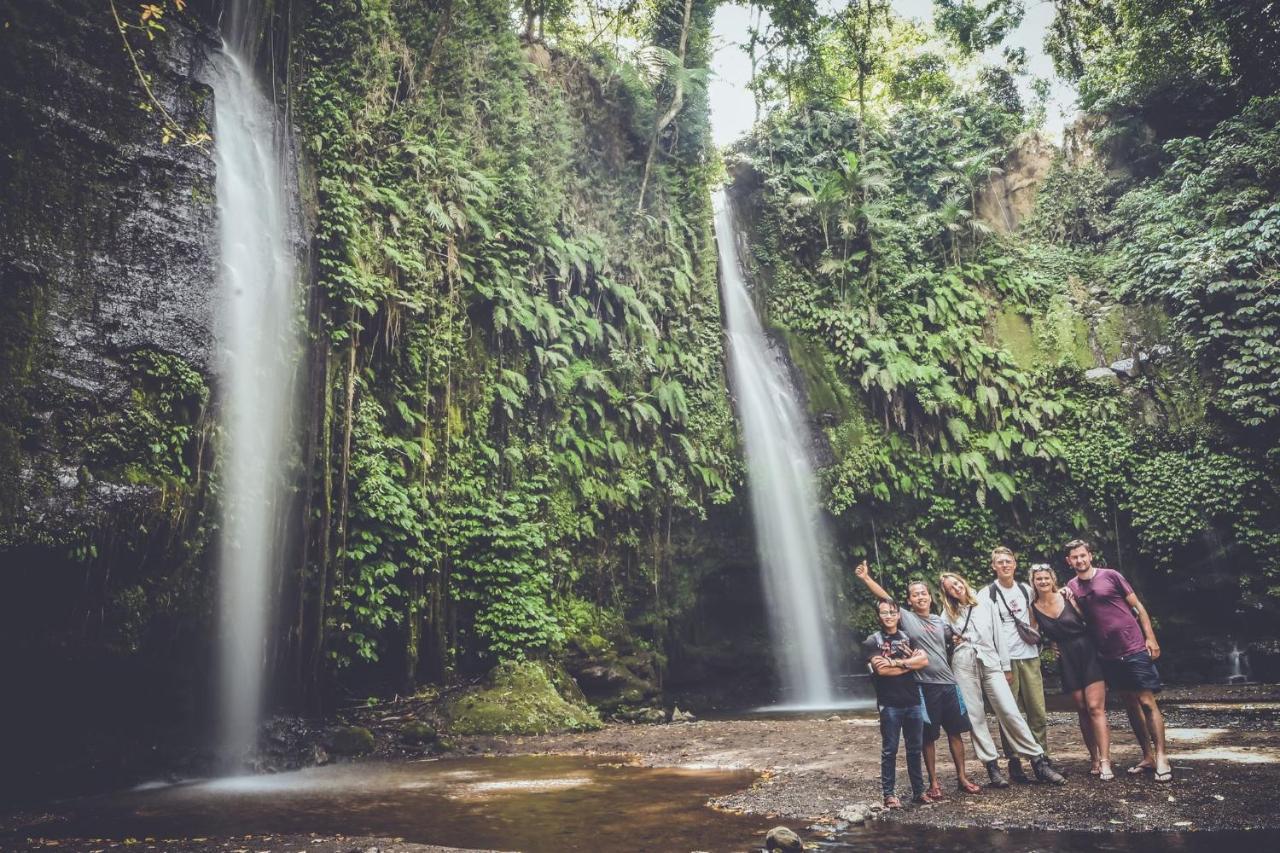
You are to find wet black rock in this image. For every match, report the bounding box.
[764,825,803,851]
[0,0,219,545]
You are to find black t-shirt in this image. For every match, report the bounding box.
[863,629,921,708]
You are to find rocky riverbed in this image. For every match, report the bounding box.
[465,683,1280,834]
[6,684,1279,851]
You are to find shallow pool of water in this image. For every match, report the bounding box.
[12,754,1280,852]
[15,755,767,852]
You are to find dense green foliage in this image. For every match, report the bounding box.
[730,0,1280,638]
[293,0,737,691]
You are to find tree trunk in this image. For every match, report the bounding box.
[636,0,693,212]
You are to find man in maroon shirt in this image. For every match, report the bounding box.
[1063,539,1171,782]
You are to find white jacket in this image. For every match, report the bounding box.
[946,596,1010,671]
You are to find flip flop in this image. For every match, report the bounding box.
[1154,768,1173,783]
[1099,762,1115,781]
[957,778,982,794]
[884,795,903,809]
[1126,763,1154,775]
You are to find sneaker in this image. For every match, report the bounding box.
[1007,756,1030,784]
[985,759,1010,788]
[1032,754,1066,785]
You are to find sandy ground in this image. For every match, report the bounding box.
[461,683,1280,832]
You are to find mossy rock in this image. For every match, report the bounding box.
[328,725,375,756]
[400,720,437,744]
[446,660,602,736]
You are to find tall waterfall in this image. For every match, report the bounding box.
[714,190,840,707]
[208,1,298,764]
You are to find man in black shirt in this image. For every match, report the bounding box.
[864,599,935,807]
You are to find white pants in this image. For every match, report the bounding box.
[951,645,1045,763]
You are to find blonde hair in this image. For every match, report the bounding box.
[991,545,1015,560]
[1029,564,1058,601]
[939,572,978,621]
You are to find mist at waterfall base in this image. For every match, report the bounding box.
[208,8,300,767]
[714,190,866,711]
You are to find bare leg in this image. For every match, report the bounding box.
[1085,680,1111,775]
[1122,691,1155,770]
[1071,687,1098,770]
[1136,690,1169,775]
[948,732,979,792]
[924,739,940,793]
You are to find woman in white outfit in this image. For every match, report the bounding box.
[939,572,1066,787]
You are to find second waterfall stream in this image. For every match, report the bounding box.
[713,189,843,707]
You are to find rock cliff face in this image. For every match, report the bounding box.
[0,0,219,546]
[975,130,1055,233]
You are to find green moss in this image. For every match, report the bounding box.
[400,720,437,744]
[1031,295,1094,368]
[994,307,1038,369]
[328,725,375,755]
[770,323,856,420]
[446,660,601,736]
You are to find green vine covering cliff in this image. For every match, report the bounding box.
[292,0,736,694]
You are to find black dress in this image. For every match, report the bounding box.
[1035,596,1105,693]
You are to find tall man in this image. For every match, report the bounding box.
[984,546,1050,783]
[863,598,935,807]
[1064,539,1172,782]
[855,561,981,796]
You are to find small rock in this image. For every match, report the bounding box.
[764,826,803,851]
[671,707,697,723]
[837,803,874,825]
[1085,366,1119,381]
[1110,357,1137,377]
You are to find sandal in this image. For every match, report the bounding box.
[925,784,946,801]
[1154,767,1173,783]
[1098,761,1115,781]
[884,795,903,809]
[957,778,982,794]
[1126,763,1154,776]
[913,790,941,805]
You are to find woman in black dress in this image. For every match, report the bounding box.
[1029,564,1113,780]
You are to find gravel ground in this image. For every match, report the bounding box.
[463,683,1280,832]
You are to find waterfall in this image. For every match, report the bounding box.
[713,189,840,707]
[208,1,299,764]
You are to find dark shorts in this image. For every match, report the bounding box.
[1100,650,1163,693]
[921,682,972,742]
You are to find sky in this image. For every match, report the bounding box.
[707,0,1079,148]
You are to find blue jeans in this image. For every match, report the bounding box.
[879,703,925,799]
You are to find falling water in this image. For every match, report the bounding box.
[714,189,840,707]
[1228,642,1252,684]
[208,1,298,764]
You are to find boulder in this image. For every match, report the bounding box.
[1085,366,1119,381]
[445,660,601,736]
[764,826,803,851]
[328,726,375,756]
[400,720,437,744]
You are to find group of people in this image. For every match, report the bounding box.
[856,539,1171,808]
